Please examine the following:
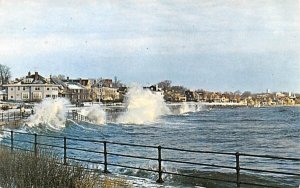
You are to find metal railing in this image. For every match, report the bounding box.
[67,110,93,123]
[0,130,299,187]
[0,111,32,122]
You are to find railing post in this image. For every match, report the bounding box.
[14,112,15,120]
[10,130,13,152]
[64,137,67,165]
[2,113,3,121]
[103,141,109,173]
[235,152,240,187]
[34,134,37,156]
[8,112,9,122]
[156,145,164,183]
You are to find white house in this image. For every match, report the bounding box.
[4,72,59,102]
[93,87,120,102]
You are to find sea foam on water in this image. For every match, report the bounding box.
[179,102,203,114]
[117,86,170,124]
[27,98,70,129]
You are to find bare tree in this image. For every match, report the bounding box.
[241,91,252,99]
[51,74,67,82]
[0,64,11,86]
[170,85,186,94]
[157,80,172,90]
[113,76,123,88]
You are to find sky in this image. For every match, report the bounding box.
[0,0,300,93]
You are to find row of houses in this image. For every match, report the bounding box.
[1,72,299,107]
[166,89,299,106]
[1,72,126,103]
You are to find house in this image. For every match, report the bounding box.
[185,90,199,102]
[165,92,186,102]
[51,77,93,103]
[95,79,113,88]
[93,87,120,102]
[91,79,126,103]
[175,93,187,102]
[196,91,208,102]
[63,77,95,90]
[61,82,88,103]
[143,85,164,96]
[4,72,59,102]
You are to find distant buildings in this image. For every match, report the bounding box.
[3,72,59,102]
[0,72,299,107]
[52,77,94,103]
[143,85,164,96]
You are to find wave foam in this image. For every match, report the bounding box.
[79,106,106,125]
[26,98,70,130]
[117,86,170,124]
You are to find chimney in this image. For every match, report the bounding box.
[34,72,38,80]
[28,72,31,76]
[67,76,69,81]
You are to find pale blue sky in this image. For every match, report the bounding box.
[1,0,299,92]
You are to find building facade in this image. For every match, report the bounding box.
[4,72,59,102]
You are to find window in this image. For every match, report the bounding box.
[23,87,26,91]
[33,92,42,100]
[22,93,29,99]
[11,88,13,91]
[47,88,50,91]
[18,86,20,91]
[46,95,51,98]
[35,87,40,91]
[11,96,13,99]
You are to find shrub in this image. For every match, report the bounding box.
[0,147,131,188]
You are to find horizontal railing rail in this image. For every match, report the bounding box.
[240,153,300,161]
[0,129,299,188]
[162,146,237,155]
[0,111,32,123]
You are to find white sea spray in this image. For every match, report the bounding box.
[117,86,170,124]
[26,98,70,129]
[179,102,203,114]
[79,105,106,125]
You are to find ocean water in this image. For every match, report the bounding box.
[1,104,299,187]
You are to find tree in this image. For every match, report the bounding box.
[0,64,11,86]
[234,90,241,96]
[170,85,186,94]
[52,74,66,80]
[57,74,66,80]
[241,91,252,99]
[113,76,123,88]
[157,80,172,90]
